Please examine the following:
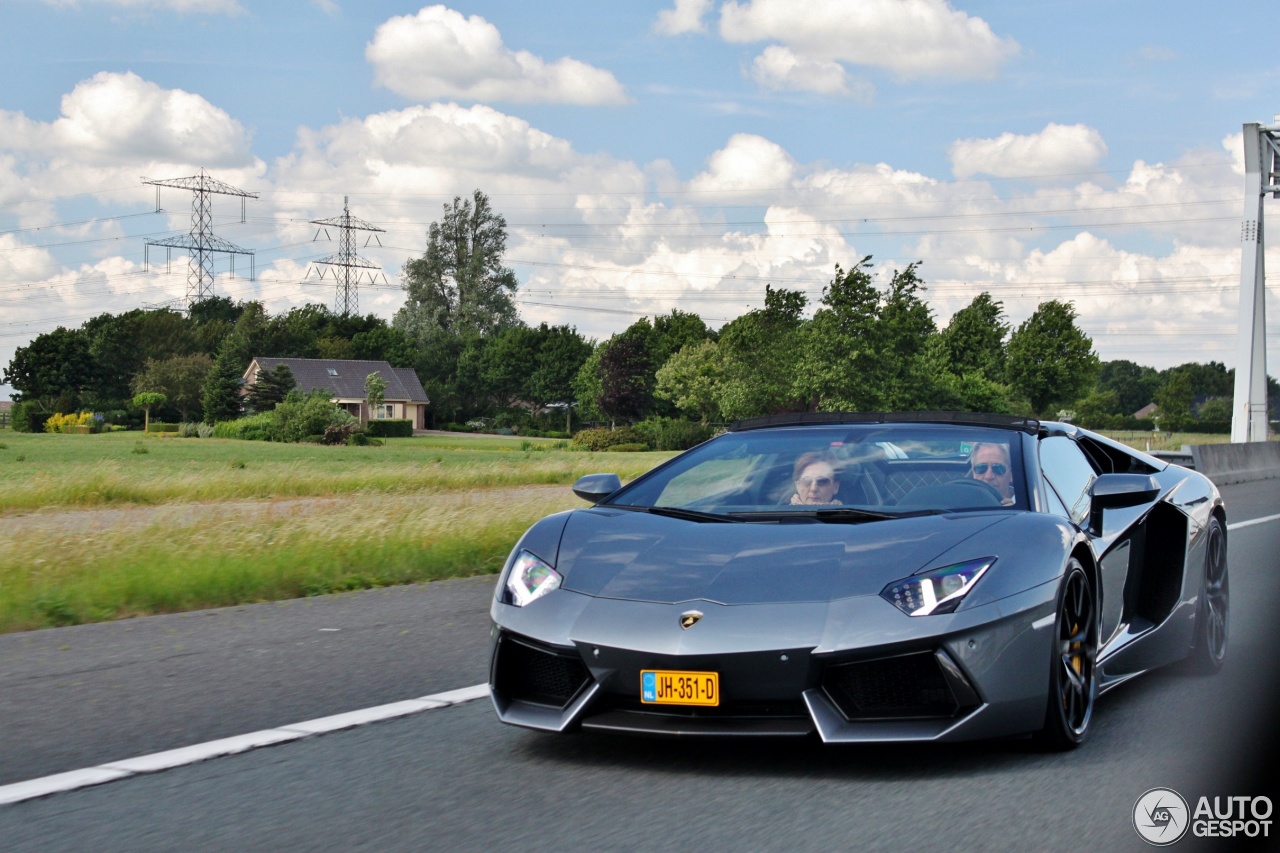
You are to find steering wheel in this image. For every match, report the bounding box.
[948,477,1006,506]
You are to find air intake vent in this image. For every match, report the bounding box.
[822,651,961,720]
[493,634,591,709]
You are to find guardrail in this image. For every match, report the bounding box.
[1189,441,1280,486]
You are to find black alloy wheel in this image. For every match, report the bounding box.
[1188,517,1229,674]
[1035,559,1097,751]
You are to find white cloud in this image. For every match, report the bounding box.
[750,45,872,100]
[52,72,255,168]
[719,0,1019,81]
[40,0,245,13]
[688,133,797,199]
[654,0,714,35]
[0,72,261,221]
[949,123,1108,179]
[366,5,628,105]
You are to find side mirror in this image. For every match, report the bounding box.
[1088,474,1159,534]
[572,473,622,504]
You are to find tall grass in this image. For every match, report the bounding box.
[0,487,583,633]
[0,432,672,512]
[0,432,678,632]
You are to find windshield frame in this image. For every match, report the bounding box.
[603,423,1028,516]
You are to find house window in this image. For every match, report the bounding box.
[377,404,394,419]
[327,368,339,377]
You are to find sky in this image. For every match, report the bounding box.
[2,0,1278,402]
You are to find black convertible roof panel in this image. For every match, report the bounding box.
[728,411,1041,434]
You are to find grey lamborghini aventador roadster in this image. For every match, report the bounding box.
[488,412,1228,749]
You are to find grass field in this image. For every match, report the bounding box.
[0,431,666,512]
[0,432,675,633]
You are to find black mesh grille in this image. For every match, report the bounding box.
[822,652,959,720]
[493,635,591,709]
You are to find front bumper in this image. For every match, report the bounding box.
[488,583,1058,744]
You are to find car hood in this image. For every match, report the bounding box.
[556,508,1010,605]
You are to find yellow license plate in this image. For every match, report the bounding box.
[640,670,719,706]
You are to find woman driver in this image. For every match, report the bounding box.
[789,451,842,505]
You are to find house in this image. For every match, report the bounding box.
[243,358,429,429]
[0,400,11,429]
[1132,402,1158,420]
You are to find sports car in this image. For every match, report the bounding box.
[488,412,1228,749]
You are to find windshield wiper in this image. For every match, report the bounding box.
[613,505,744,523]
[812,507,902,522]
[735,507,949,523]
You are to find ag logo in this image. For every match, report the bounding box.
[1133,788,1189,845]
[679,610,703,629]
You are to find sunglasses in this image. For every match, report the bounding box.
[797,476,834,488]
[972,463,1007,476]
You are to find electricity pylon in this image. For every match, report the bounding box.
[143,169,258,308]
[1232,123,1279,443]
[307,196,387,316]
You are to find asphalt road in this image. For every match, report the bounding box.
[1,479,1278,852]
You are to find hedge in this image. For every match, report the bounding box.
[571,426,647,451]
[365,419,413,438]
[146,422,180,433]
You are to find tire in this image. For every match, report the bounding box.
[1185,516,1229,674]
[1034,558,1098,751]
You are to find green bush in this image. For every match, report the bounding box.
[571,426,647,451]
[213,411,277,441]
[272,391,353,443]
[633,417,715,451]
[214,391,355,443]
[604,443,649,452]
[9,401,46,433]
[146,422,180,433]
[366,419,413,438]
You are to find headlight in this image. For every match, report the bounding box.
[505,550,562,607]
[881,557,995,616]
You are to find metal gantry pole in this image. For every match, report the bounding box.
[308,196,387,316]
[143,169,258,310]
[1231,123,1279,443]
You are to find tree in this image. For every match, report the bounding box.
[479,325,544,410]
[365,371,387,421]
[1096,359,1160,416]
[656,339,724,424]
[188,296,243,355]
[716,285,808,420]
[939,292,1008,382]
[1154,371,1194,431]
[4,327,97,410]
[395,190,519,340]
[1165,361,1233,399]
[875,263,936,409]
[1197,396,1233,423]
[596,331,654,427]
[650,309,712,368]
[243,364,296,414]
[1005,300,1099,415]
[525,325,592,427]
[352,325,418,367]
[793,259,884,411]
[131,354,214,422]
[132,392,167,431]
[202,344,245,424]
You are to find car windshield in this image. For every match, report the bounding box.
[605,424,1026,516]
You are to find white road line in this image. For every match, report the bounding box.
[0,683,491,808]
[1228,513,1280,531]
